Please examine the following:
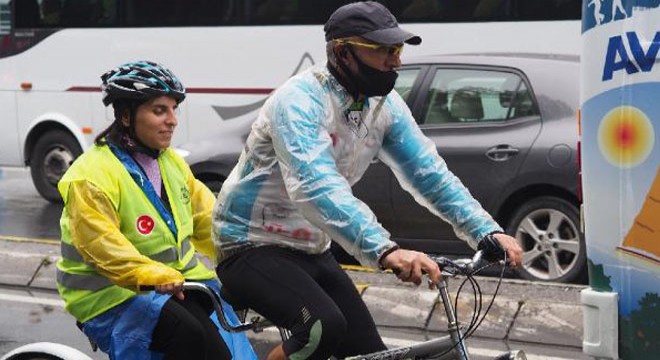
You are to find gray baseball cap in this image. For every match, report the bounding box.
[324,1,422,45]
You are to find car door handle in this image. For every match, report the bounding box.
[485,145,520,161]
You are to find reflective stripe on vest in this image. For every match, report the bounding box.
[56,269,112,291]
[60,238,193,264]
[59,238,198,290]
[56,255,200,291]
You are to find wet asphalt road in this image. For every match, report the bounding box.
[0,167,62,241]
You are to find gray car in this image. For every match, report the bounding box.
[181,53,584,283]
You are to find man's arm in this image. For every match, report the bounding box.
[268,83,396,268]
[379,94,522,265]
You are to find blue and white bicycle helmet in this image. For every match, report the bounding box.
[101,61,185,106]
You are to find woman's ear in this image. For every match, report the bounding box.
[120,110,130,127]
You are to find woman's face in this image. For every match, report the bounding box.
[123,96,179,150]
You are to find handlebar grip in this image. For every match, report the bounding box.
[477,234,506,263]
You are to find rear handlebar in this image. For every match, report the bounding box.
[180,282,273,333]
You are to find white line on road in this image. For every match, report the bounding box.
[0,292,64,307]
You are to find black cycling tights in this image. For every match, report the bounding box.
[149,290,232,360]
[217,246,387,360]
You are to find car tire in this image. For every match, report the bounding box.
[30,130,82,204]
[201,178,224,196]
[506,196,586,283]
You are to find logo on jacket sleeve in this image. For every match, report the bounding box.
[137,215,155,235]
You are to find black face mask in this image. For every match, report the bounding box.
[340,47,398,98]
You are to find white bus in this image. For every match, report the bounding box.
[0,0,581,202]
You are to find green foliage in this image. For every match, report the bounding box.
[619,293,660,359]
[587,259,612,291]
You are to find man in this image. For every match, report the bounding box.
[212,2,523,359]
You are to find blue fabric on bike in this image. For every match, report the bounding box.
[205,280,258,360]
[81,279,257,360]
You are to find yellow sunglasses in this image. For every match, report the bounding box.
[334,39,404,56]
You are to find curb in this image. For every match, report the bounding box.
[0,238,587,349]
[345,268,586,348]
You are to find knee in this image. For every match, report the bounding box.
[317,312,348,349]
[287,310,347,359]
[175,318,207,349]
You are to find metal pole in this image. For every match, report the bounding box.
[437,278,470,360]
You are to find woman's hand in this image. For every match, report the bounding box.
[155,282,185,301]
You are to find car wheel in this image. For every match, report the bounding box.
[506,196,586,283]
[202,178,224,196]
[30,130,83,203]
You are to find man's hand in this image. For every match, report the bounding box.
[155,282,185,301]
[491,233,523,268]
[380,248,442,289]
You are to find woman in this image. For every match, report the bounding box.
[55,61,255,360]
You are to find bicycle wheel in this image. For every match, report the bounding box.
[0,342,92,360]
[3,353,65,360]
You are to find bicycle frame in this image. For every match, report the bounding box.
[342,277,466,360]
[186,248,527,360]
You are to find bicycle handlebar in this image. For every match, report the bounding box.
[429,249,505,277]
[138,283,272,333]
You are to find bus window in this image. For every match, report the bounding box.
[13,0,118,28]
[246,0,350,25]
[0,0,10,35]
[123,0,235,27]
[393,0,581,23]
[14,0,40,28]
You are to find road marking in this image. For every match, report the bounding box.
[0,292,64,307]
[0,167,29,173]
[0,235,59,245]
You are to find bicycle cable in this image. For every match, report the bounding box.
[430,252,508,359]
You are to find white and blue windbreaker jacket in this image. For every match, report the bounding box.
[212,65,502,268]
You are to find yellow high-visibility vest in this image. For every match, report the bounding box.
[56,144,214,322]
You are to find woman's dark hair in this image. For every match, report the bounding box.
[94,99,144,152]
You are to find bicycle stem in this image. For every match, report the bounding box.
[437,277,470,360]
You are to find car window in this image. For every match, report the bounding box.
[394,68,422,102]
[422,68,537,125]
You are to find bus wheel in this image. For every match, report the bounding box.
[30,130,82,203]
[506,196,586,284]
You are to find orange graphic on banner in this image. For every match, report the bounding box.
[617,166,660,265]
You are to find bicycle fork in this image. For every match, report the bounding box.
[437,278,470,360]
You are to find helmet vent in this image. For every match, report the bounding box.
[133,82,149,90]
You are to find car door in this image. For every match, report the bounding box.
[352,67,427,233]
[390,65,542,254]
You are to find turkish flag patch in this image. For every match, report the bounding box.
[136,215,155,235]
